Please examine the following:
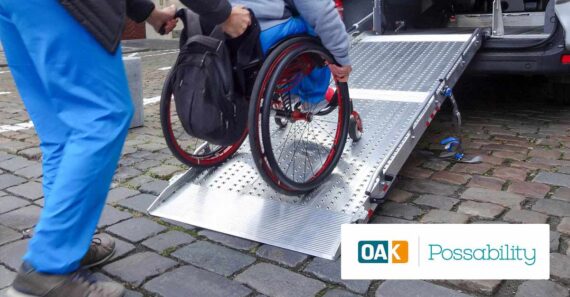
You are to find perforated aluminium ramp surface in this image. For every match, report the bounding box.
[149,33,481,260]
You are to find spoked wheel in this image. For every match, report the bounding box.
[160,71,247,167]
[249,37,351,194]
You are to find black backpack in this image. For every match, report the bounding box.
[170,9,260,146]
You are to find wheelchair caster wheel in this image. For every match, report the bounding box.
[275,117,288,128]
[349,111,363,142]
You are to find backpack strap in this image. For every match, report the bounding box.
[177,8,203,48]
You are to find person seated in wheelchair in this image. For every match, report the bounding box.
[230,0,352,108]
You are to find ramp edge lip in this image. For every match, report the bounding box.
[362,34,473,43]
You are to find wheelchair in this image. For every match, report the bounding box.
[160,34,363,195]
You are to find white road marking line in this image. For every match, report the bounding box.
[143,96,161,105]
[0,96,162,134]
[0,71,9,74]
[158,66,172,71]
[0,92,12,95]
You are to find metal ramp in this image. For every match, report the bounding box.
[148,30,483,260]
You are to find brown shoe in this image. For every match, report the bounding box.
[8,263,124,297]
[80,234,116,269]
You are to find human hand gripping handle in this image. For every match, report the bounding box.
[147,4,178,35]
[222,5,252,38]
[329,64,352,83]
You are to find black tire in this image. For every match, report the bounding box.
[248,36,351,194]
[160,71,247,167]
[349,115,363,142]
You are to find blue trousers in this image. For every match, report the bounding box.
[260,18,331,104]
[0,1,133,274]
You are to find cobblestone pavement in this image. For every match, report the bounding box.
[1,45,570,297]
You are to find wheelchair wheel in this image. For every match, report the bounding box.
[248,37,351,194]
[160,71,247,167]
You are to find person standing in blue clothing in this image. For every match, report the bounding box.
[0,0,250,296]
[230,0,353,105]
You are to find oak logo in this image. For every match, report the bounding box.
[358,241,409,264]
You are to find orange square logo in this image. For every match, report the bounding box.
[391,241,409,264]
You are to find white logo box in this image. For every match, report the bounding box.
[341,224,550,280]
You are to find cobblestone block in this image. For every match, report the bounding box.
[534,172,570,188]
[103,252,177,286]
[97,206,133,228]
[0,239,28,270]
[398,180,459,196]
[0,174,25,190]
[400,167,433,179]
[457,201,505,219]
[323,289,362,297]
[479,155,504,166]
[106,187,139,204]
[142,230,195,253]
[493,167,529,181]
[0,157,35,172]
[413,195,459,211]
[18,147,41,160]
[133,159,161,171]
[106,217,166,242]
[238,263,325,297]
[481,144,529,154]
[431,171,471,185]
[0,205,40,230]
[507,181,550,198]
[6,181,43,200]
[149,165,181,180]
[515,280,569,297]
[493,151,525,161]
[113,167,142,183]
[199,230,258,251]
[551,253,570,285]
[529,158,570,167]
[107,235,135,261]
[467,175,505,191]
[503,209,548,224]
[461,188,525,208]
[529,149,562,160]
[0,196,29,214]
[125,175,156,189]
[172,241,255,276]
[553,187,570,202]
[161,218,196,230]
[0,265,16,289]
[558,217,570,236]
[386,189,413,203]
[422,159,450,171]
[450,163,493,175]
[376,280,473,297]
[144,265,252,297]
[0,225,21,246]
[511,160,553,171]
[379,202,422,220]
[117,193,156,213]
[532,199,570,217]
[13,164,42,179]
[0,141,33,154]
[138,179,168,196]
[255,244,308,268]
[421,210,470,224]
[304,258,371,294]
[445,280,502,296]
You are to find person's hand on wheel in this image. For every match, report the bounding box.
[222,5,251,38]
[147,4,178,34]
[329,64,352,82]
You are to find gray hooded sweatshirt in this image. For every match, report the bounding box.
[229,0,351,65]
